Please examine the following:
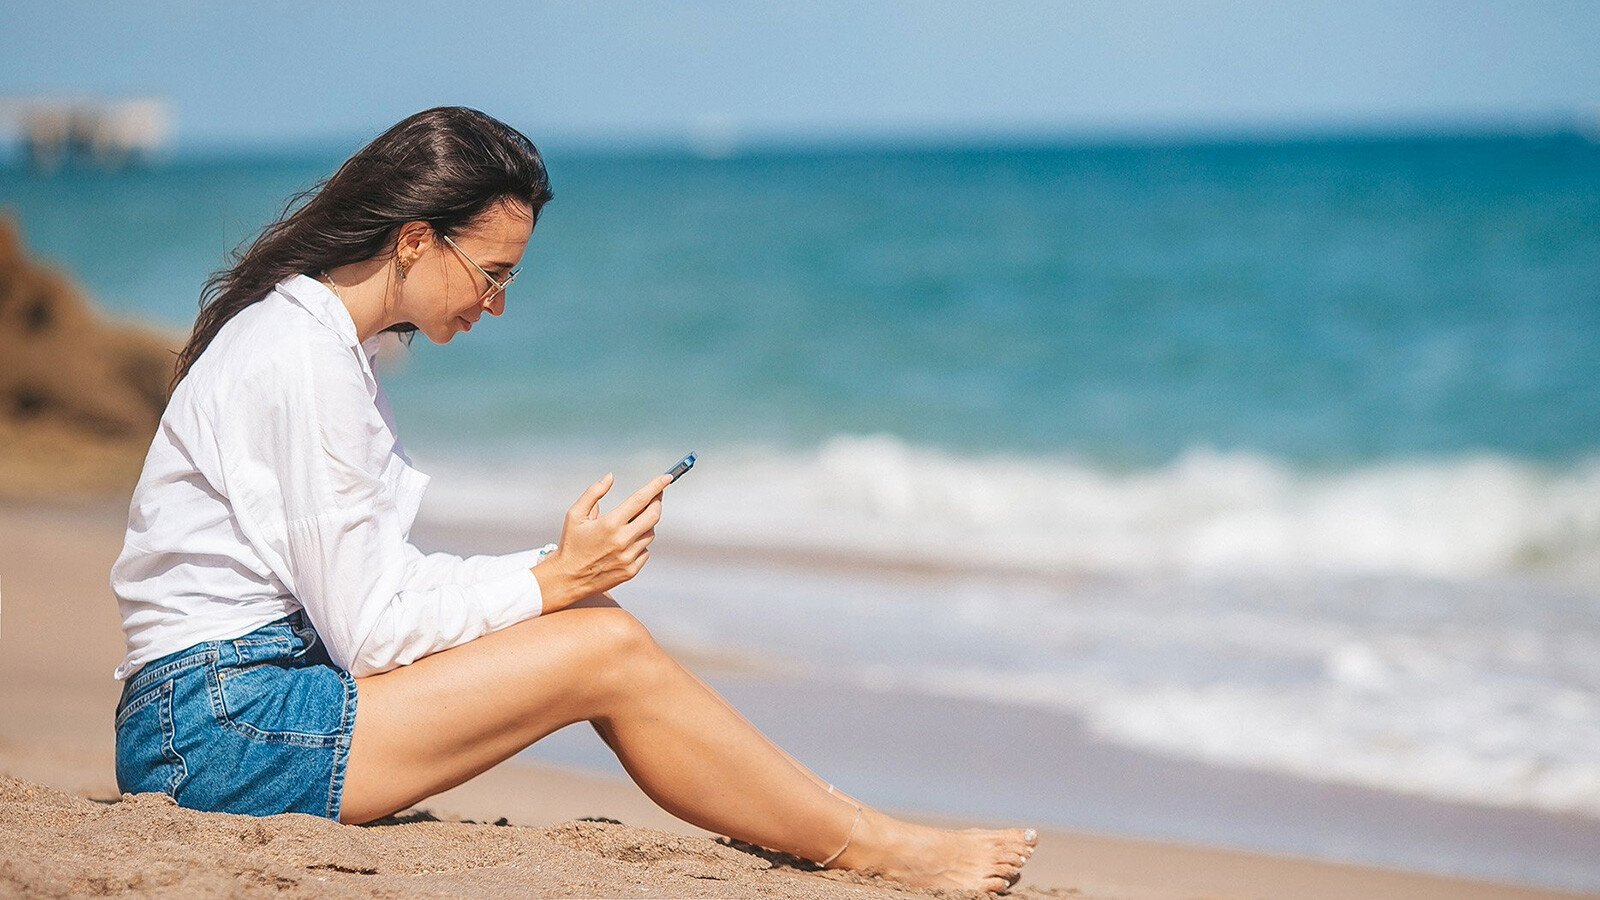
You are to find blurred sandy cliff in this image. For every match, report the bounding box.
[0,213,183,502]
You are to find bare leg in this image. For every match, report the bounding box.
[570,594,870,809]
[342,596,1036,892]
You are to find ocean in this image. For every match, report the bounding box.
[7,131,1599,888]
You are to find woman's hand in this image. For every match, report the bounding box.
[532,472,669,614]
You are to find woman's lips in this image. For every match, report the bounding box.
[458,316,473,332]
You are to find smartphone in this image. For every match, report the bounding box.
[665,451,697,483]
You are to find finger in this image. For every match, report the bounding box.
[607,473,673,525]
[569,473,613,521]
[620,529,655,561]
[626,528,656,555]
[619,499,662,542]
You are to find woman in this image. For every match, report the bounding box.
[110,106,1036,893]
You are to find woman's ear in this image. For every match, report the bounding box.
[393,220,434,268]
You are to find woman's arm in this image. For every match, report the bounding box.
[215,330,552,677]
[403,541,556,589]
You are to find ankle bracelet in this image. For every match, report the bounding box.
[820,804,863,867]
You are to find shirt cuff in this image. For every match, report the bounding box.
[445,542,557,632]
[484,542,558,574]
[478,561,547,627]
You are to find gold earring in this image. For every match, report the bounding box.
[397,258,409,281]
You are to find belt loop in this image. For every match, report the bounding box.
[220,635,242,668]
[291,612,318,656]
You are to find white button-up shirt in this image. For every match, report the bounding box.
[111,273,554,681]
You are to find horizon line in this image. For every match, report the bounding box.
[3,111,1596,169]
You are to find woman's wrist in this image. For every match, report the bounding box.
[531,549,575,614]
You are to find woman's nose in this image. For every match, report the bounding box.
[484,293,505,316]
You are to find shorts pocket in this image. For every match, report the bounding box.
[114,680,187,797]
[205,659,345,747]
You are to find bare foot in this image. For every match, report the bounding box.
[827,808,1038,894]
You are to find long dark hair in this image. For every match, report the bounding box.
[169,106,553,394]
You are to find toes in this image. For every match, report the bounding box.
[980,875,1012,894]
[999,827,1038,847]
[994,848,1027,867]
[994,833,1036,858]
[989,856,1024,886]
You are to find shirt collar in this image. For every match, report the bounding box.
[276,273,386,364]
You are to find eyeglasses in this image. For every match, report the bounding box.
[441,234,519,302]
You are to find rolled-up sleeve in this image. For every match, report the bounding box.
[216,332,551,677]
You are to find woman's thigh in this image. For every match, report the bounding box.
[340,594,655,824]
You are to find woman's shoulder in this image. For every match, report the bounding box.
[204,288,363,388]
[176,276,387,456]
[176,302,370,454]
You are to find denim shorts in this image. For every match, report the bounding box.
[112,609,359,821]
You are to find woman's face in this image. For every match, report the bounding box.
[404,200,534,343]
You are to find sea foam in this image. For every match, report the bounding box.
[414,436,1600,815]
[415,433,1600,584]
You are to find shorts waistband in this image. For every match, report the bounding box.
[119,610,314,703]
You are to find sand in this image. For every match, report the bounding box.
[1,775,992,899]
[2,499,1594,899]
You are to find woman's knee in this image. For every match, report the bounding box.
[537,592,652,656]
[568,607,679,709]
[564,590,623,611]
[490,600,671,716]
[583,605,658,656]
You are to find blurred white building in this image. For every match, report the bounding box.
[0,96,172,173]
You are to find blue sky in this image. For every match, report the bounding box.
[3,1,1598,150]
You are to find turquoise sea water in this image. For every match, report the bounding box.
[7,133,1600,886]
[10,134,1599,582]
[9,134,1599,466]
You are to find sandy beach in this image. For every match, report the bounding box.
[0,499,1592,899]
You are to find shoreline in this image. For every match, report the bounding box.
[513,668,1600,893]
[413,513,1600,891]
[2,497,1595,898]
